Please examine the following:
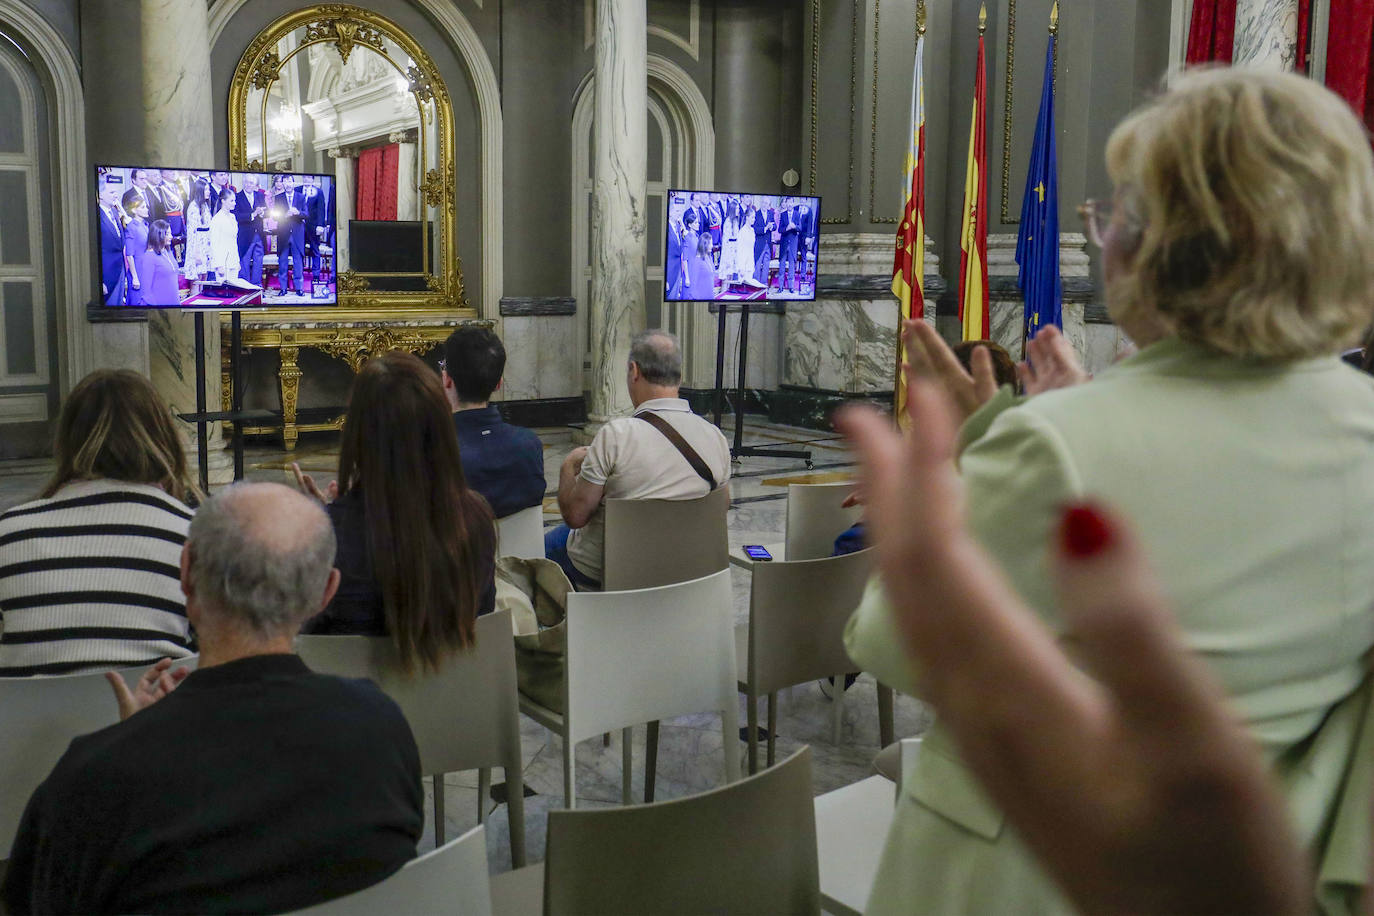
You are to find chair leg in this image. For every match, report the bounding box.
[432,773,445,845]
[506,760,527,868]
[767,692,778,768]
[878,682,895,748]
[746,689,759,775]
[832,674,845,745]
[563,728,576,810]
[644,720,659,803]
[621,726,634,805]
[477,767,491,824]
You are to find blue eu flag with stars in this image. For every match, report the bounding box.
[1016,33,1061,340]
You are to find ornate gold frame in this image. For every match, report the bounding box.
[227,4,472,320]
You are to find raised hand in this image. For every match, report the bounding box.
[105,657,190,721]
[291,462,338,504]
[1018,325,1090,395]
[901,319,1000,421]
[835,384,1307,916]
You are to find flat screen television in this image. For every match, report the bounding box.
[663,189,821,302]
[95,164,337,308]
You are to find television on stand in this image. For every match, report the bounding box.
[94,164,337,309]
[663,189,821,304]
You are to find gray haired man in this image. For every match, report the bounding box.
[2,483,423,915]
[548,329,732,587]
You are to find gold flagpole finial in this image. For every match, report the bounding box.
[918,0,927,35]
[978,2,988,34]
[1049,0,1059,34]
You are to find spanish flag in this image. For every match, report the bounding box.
[958,30,990,341]
[891,30,925,423]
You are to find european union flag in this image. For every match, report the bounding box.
[1016,33,1061,340]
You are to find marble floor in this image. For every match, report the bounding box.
[0,415,934,873]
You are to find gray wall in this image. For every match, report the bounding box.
[17,0,79,67]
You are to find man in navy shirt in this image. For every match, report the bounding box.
[442,325,547,519]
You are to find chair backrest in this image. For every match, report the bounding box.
[564,569,736,748]
[748,549,876,695]
[784,481,862,561]
[602,485,729,591]
[289,824,492,916]
[496,505,546,561]
[0,656,199,859]
[295,610,520,777]
[544,747,819,915]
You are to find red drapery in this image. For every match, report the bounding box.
[356,144,400,221]
[1296,0,1312,72]
[1186,0,1237,64]
[1326,0,1374,132]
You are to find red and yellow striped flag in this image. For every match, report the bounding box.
[891,31,926,423]
[958,30,990,341]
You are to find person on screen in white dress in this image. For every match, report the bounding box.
[208,188,241,283]
[182,175,213,279]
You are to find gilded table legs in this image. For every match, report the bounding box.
[278,345,302,451]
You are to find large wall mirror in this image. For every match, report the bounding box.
[227,4,468,317]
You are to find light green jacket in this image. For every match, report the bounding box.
[846,337,1374,915]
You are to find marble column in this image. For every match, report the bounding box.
[111,0,230,482]
[391,130,419,221]
[329,149,355,274]
[585,0,648,428]
[1233,0,1300,69]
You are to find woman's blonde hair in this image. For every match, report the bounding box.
[1105,68,1374,359]
[43,369,200,503]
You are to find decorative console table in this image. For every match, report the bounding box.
[221,316,489,449]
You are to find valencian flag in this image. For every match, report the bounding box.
[1016,24,1062,339]
[891,29,925,423]
[958,25,990,341]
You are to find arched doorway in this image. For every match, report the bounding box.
[0,28,57,458]
[571,56,716,393]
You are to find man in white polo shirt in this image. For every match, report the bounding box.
[547,329,731,588]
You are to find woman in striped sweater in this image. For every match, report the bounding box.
[0,370,200,676]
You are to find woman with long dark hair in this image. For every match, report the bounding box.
[299,350,496,673]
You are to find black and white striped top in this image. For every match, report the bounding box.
[0,479,195,677]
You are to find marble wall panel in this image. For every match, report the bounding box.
[1234,0,1298,68]
[501,315,581,401]
[1083,324,1131,376]
[989,299,1024,361]
[88,322,149,373]
[783,298,898,394]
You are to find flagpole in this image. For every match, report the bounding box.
[892,1,927,425]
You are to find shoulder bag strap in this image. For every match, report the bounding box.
[636,412,717,490]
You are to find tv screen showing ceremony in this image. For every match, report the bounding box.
[95,165,337,309]
[664,190,821,303]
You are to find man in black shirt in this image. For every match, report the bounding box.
[1,483,423,915]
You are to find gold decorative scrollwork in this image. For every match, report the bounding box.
[304,13,386,65]
[317,328,441,373]
[406,65,435,103]
[418,168,446,209]
[337,270,371,294]
[250,50,280,90]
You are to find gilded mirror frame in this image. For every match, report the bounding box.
[227,3,471,320]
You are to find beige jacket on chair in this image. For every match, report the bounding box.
[845,336,1374,916]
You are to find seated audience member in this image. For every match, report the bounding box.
[546,329,731,589]
[845,68,1374,914]
[837,386,1309,916]
[296,351,496,672]
[0,483,423,914]
[440,325,547,519]
[0,370,198,676]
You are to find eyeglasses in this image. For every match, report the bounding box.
[1078,199,1112,249]
[437,358,446,373]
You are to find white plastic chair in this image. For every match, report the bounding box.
[0,657,198,859]
[289,824,492,915]
[518,569,741,808]
[496,505,546,561]
[785,481,862,561]
[295,611,525,866]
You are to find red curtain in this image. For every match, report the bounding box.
[1326,0,1374,132]
[1186,0,1237,64]
[355,144,400,221]
[1296,0,1312,72]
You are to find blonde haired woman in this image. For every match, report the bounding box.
[846,69,1374,914]
[0,370,199,675]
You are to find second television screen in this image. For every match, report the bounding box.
[665,190,821,302]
